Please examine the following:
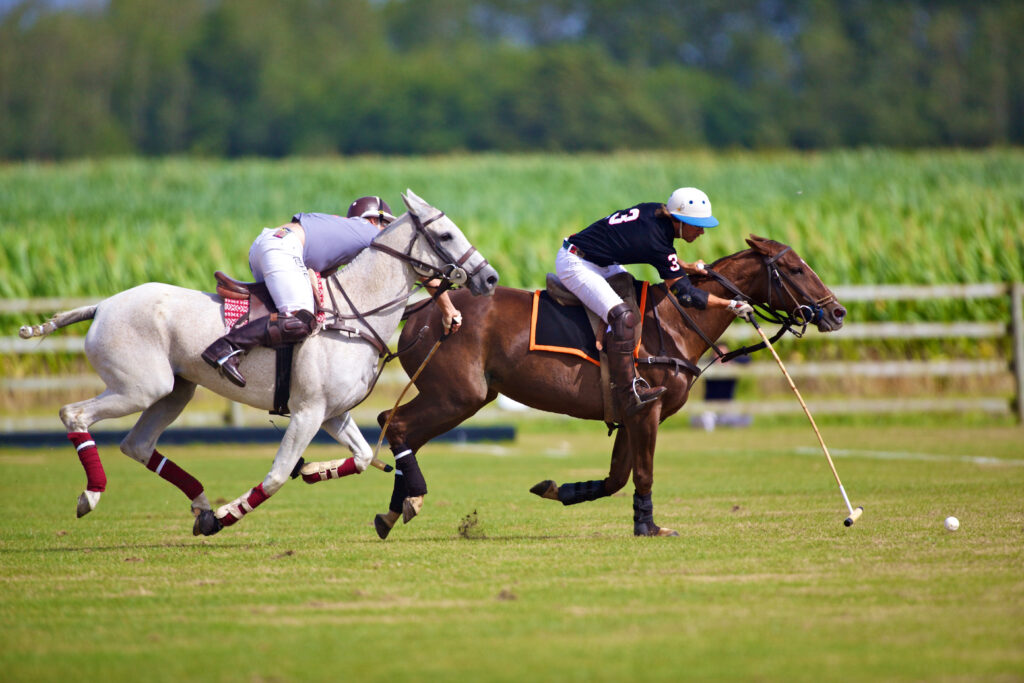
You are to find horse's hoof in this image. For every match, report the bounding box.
[374,513,395,540]
[76,490,101,518]
[289,457,305,479]
[402,495,423,524]
[193,509,224,537]
[529,480,559,501]
[634,521,677,537]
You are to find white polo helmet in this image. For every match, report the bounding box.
[666,187,718,228]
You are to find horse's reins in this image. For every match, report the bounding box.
[666,247,832,370]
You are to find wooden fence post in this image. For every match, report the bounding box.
[1012,282,1024,424]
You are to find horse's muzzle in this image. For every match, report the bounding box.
[816,302,847,331]
[469,265,500,296]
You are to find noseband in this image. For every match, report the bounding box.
[370,211,490,288]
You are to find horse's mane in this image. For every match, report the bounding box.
[687,236,787,288]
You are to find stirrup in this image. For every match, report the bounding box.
[216,349,242,368]
[632,377,660,403]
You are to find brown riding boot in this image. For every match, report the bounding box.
[201,310,316,388]
[606,303,665,417]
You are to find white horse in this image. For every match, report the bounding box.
[19,190,498,536]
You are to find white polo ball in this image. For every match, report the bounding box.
[943,516,960,532]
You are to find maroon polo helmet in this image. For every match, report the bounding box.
[346,196,397,225]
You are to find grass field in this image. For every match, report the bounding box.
[2,420,1022,682]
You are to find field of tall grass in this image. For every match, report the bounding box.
[2,149,1021,303]
[2,149,1021,402]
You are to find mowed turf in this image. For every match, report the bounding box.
[0,421,1021,682]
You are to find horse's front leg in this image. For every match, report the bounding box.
[208,408,324,532]
[297,413,374,483]
[629,407,678,537]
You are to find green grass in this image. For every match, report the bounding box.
[1,422,1022,682]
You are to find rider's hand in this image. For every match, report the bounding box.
[683,260,708,275]
[727,298,754,322]
[443,310,463,334]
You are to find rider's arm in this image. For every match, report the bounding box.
[665,276,753,320]
[422,278,462,334]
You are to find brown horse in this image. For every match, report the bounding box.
[373,235,846,537]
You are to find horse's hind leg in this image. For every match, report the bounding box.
[117,377,212,520]
[60,384,172,517]
[530,424,634,505]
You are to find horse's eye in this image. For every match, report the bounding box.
[790,267,804,276]
[439,232,453,241]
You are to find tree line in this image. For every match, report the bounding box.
[1,0,1021,159]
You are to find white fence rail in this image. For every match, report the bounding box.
[4,283,1023,423]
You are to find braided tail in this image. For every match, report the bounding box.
[19,305,98,339]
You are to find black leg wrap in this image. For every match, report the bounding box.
[633,492,660,536]
[396,452,427,498]
[557,480,608,506]
[388,474,408,515]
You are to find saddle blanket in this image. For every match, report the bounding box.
[219,272,327,333]
[529,281,648,366]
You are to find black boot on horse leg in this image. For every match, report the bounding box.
[530,479,609,505]
[202,310,315,387]
[606,303,665,417]
[374,472,407,540]
[395,448,427,523]
[633,492,679,537]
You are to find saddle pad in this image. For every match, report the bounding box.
[529,281,648,366]
[223,298,249,332]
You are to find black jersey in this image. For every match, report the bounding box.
[566,202,683,280]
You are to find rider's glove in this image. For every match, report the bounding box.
[727,298,755,322]
[443,310,463,334]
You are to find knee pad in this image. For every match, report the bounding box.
[606,303,638,354]
[265,310,316,347]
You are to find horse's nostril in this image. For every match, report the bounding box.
[834,307,847,321]
[487,275,498,286]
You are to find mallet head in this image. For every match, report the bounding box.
[844,506,864,527]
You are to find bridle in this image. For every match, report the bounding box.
[369,210,491,287]
[318,209,489,359]
[663,246,836,366]
[758,247,837,331]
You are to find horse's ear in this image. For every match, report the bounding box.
[745,234,769,253]
[402,189,427,215]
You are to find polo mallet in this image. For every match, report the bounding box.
[372,330,449,465]
[749,317,863,527]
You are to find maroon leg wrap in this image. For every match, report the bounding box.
[69,432,106,492]
[247,483,270,508]
[146,451,204,500]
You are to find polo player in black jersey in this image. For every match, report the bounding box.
[556,187,754,417]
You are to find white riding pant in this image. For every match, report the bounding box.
[249,228,314,314]
[555,245,628,323]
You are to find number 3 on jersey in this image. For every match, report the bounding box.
[666,254,681,271]
[608,208,640,225]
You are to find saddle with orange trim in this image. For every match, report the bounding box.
[530,273,648,424]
